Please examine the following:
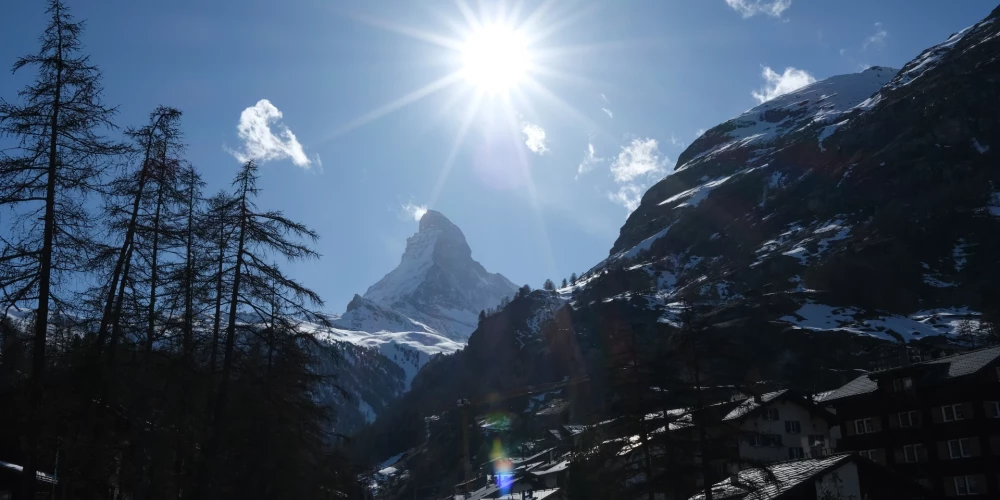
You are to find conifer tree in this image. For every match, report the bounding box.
[197,160,327,499]
[0,2,125,495]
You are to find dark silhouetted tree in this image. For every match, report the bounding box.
[0,2,125,495]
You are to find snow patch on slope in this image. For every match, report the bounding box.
[779,303,980,342]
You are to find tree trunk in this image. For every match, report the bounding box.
[693,337,714,500]
[132,184,163,500]
[182,172,195,360]
[210,216,226,372]
[198,180,247,500]
[20,6,62,497]
[93,123,157,358]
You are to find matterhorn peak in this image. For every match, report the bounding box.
[354,211,518,340]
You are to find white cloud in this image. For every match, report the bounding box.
[402,203,428,221]
[607,138,670,213]
[601,107,614,119]
[229,99,314,169]
[576,143,604,178]
[863,22,888,50]
[670,133,685,148]
[751,66,816,104]
[696,128,706,137]
[611,138,667,183]
[608,185,645,212]
[521,121,549,155]
[839,48,846,56]
[600,93,610,103]
[725,0,792,18]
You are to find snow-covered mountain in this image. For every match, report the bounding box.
[311,211,518,428]
[359,210,519,340]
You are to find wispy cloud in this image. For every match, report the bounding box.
[608,138,670,213]
[576,143,604,178]
[751,66,816,103]
[600,93,610,104]
[863,22,888,50]
[228,99,316,169]
[521,121,549,155]
[670,133,685,148]
[696,128,706,137]
[725,0,792,18]
[402,202,428,221]
[608,185,646,213]
[601,107,614,119]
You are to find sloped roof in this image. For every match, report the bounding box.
[915,345,1000,378]
[820,374,878,402]
[530,460,570,476]
[823,346,1000,403]
[536,399,570,416]
[689,454,853,500]
[722,390,788,421]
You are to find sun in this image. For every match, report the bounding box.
[460,24,530,94]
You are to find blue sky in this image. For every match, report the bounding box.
[1,0,996,313]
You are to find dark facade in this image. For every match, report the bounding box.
[822,346,1000,498]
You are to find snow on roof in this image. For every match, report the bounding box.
[689,454,854,500]
[530,460,570,476]
[722,390,788,421]
[496,488,561,500]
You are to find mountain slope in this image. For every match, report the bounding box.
[361,5,1000,463]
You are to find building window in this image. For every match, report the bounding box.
[892,377,913,392]
[854,418,875,434]
[808,434,825,446]
[948,438,972,459]
[942,404,965,422]
[988,402,1000,419]
[785,421,801,434]
[858,449,878,461]
[897,410,919,428]
[749,433,782,447]
[954,475,979,496]
[788,447,804,459]
[903,444,925,463]
[763,408,779,420]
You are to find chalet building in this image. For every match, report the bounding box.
[716,390,836,465]
[821,345,1000,498]
[626,390,837,499]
